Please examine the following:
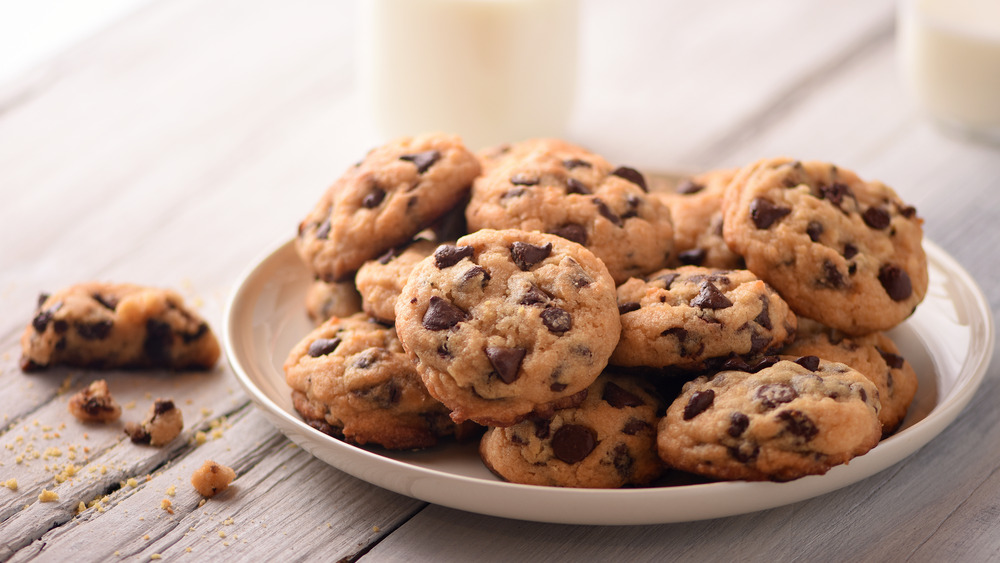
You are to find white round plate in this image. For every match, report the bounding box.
[224,238,993,525]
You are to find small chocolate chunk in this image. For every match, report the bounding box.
[376,248,397,264]
[690,281,733,309]
[678,248,707,266]
[750,197,791,229]
[308,337,342,357]
[93,294,119,311]
[806,221,824,242]
[563,158,591,169]
[37,293,50,308]
[565,178,591,195]
[754,294,772,330]
[653,272,679,290]
[144,319,173,366]
[777,409,818,440]
[728,443,760,463]
[820,182,852,207]
[750,356,780,372]
[459,265,491,288]
[485,346,526,384]
[683,390,715,420]
[32,310,53,333]
[550,382,567,392]
[611,166,647,191]
[794,355,820,371]
[728,412,750,437]
[434,244,474,269]
[676,180,704,195]
[362,187,386,209]
[661,326,688,342]
[399,150,440,174]
[540,307,572,333]
[510,174,539,186]
[863,206,891,229]
[723,356,751,372]
[618,301,641,314]
[755,383,797,409]
[520,285,550,306]
[878,348,905,369]
[315,219,331,240]
[77,320,113,340]
[843,244,859,260]
[501,188,528,201]
[551,424,598,464]
[510,241,552,270]
[898,204,917,218]
[421,296,467,331]
[602,382,645,409]
[878,264,912,301]
[623,418,651,435]
[352,348,380,369]
[549,224,588,246]
[594,198,623,227]
[821,260,846,289]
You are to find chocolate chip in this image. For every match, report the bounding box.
[750,356,780,372]
[683,390,715,420]
[728,412,750,437]
[362,187,386,208]
[153,399,175,416]
[618,301,641,314]
[501,188,528,201]
[750,197,791,229]
[777,409,818,440]
[898,204,917,218]
[611,166,647,191]
[399,150,440,174]
[843,244,859,260]
[565,178,591,195]
[622,194,642,219]
[820,182,852,207]
[794,355,820,371]
[93,294,118,311]
[540,307,572,333]
[32,310,53,333]
[821,260,846,289]
[77,320,113,340]
[806,221,824,242]
[594,198,623,227]
[520,285,550,306]
[754,294,772,330]
[661,326,688,342]
[879,264,912,301]
[144,319,173,367]
[749,330,771,355]
[690,281,733,309]
[510,174,539,186]
[486,346,526,384]
[422,296,467,330]
[549,224,588,246]
[863,206,891,229]
[376,248,397,264]
[653,273,679,290]
[723,356,751,372]
[315,219,331,240]
[551,424,597,464]
[676,180,704,194]
[37,293,50,308]
[755,383,797,409]
[534,418,552,440]
[612,443,634,479]
[878,348,905,369]
[308,337,342,357]
[550,382,567,392]
[563,158,591,169]
[678,248,707,266]
[602,382,645,409]
[53,319,68,334]
[459,265,491,288]
[434,244,474,269]
[510,241,552,270]
[352,349,380,369]
[623,418,651,435]
[728,443,760,463]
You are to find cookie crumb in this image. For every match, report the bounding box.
[150,554,162,560]
[165,485,176,496]
[125,399,183,446]
[161,499,174,514]
[38,489,59,502]
[3,478,17,491]
[191,460,236,497]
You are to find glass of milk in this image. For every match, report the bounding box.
[358,0,579,151]
[897,0,1000,143]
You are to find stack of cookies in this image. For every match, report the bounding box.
[284,133,926,486]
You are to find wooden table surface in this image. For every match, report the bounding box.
[2,1,999,561]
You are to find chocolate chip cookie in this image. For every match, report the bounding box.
[355,238,439,324]
[21,282,220,371]
[296,132,481,281]
[284,313,470,449]
[394,229,621,427]
[611,266,797,370]
[657,356,882,481]
[465,138,674,284]
[657,168,745,269]
[722,158,928,335]
[783,319,918,436]
[479,373,664,488]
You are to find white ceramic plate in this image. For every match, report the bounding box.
[224,238,993,525]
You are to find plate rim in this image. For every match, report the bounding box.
[223,235,994,525]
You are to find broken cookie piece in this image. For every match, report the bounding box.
[67,379,122,423]
[125,399,184,446]
[190,460,236,497]
[20,281,220,371]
